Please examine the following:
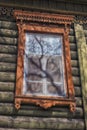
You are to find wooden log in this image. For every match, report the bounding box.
[73,76,81,86]
[75,97,82,107]
[0,82,14,91]
[71,51,78,60]
[0,128,45,130]
[75,86,81,97]
[0,29,18,38]
[0,63,79,76]
[70,43,77,51]
[0,45,17,54]
[0,72,15,82]
[0,116,84,129]
[0,103,83,118]
[69,36,76,43]
[0,91,82,107]
[0,21,17,30]
[69,29,74,36]
[0,62,16,72]
[72,67,80,76]
[0,54,17,63]
[71,60,79,67]
[0,92,14,102]
[0,37,17,45]
[0,82,81,97]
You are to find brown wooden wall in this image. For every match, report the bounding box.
[0,0,87,129]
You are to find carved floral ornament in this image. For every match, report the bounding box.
[14,10,76,112]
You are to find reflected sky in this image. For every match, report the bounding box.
[25,33,63,56]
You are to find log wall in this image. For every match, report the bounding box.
[0,17,85,129]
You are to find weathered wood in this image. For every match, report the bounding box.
[0,103,83,118]
[70,44,77,51]
[0,72,15,82]
[0,62,16,72]
[73,76,81,86]
[0,116,84,129]
[0,71,81,87]
[71,60,79,67]
[0,82,14,91]
[0,91,82,107]
[71,51,78,60]
[0,37,17,45]
[0,63,79,76]
[0,128,45,130]
[75,97,82,107]
[0,29,18,37]
[75,87,81,96]
[72,67,80,76]
[69,29,74,36]
[0,21,17,30]
[0,45,17,54]
[69,36,76,43]
[0,54,17,63]
[0,81,81,96]
[0,92,14,102]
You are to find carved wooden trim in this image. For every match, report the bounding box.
[14,10,74,25]
[14,10,75,112]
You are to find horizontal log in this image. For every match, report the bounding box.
[73,76,81,86]
[0,92,14,102]
[0,81,81,97]
[0,72,15,82]
[0,29,18,38]
[69,36,76,43]
[0,116,84,129]
[71,51,78,60]
[0,54,17,63]
[0,128,44,130]
[69,29,74,36]
[0,82,14,91]
[0,91,82,107]
[75,97,82,107]
[0,37,17,45]
[0,62,16,72]
[0,103,83,118]
[70,43,77,51]
[0,21,17,30]
[71,60,79,67]
[72,67,80,76]
[0,45,17,54]
[75,87,81,97]
[0,62,79,76]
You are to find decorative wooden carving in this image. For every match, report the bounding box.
[14,10,75,112]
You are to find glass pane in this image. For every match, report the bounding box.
[23,33,66,97]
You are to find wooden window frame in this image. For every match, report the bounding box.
[14,10,75,112]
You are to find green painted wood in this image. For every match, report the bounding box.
[74,23,87,130]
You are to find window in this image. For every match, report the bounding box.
[14,10,75,112]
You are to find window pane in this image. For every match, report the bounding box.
[23,33,66,97]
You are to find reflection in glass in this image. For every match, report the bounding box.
[23,33,66,97]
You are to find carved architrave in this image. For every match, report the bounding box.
[14,10,75,112]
